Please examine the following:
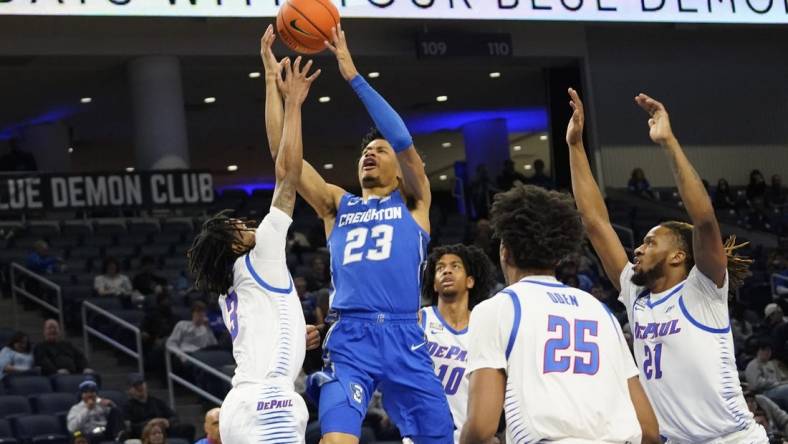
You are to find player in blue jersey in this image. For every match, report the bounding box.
[262,23,453,444]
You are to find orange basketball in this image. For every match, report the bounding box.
[276,0,340,55]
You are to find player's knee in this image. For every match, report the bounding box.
[320,432,359,444]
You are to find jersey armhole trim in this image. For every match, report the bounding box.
[501,289,521,360]
[244,254,293,294]
[419,308,427,330]
[678,295,731,334]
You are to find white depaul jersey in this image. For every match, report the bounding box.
[468,276,641,444]
[420,305,469,444]
[219,207,306,388]
[619,264,759,442]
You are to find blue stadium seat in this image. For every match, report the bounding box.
[29,394,75,416]
[10,415,67,443]
[169,439,190,444]
[51,375,99,394]
[139,244,171,258]
[0,396,32,420]
[0,329,15,348]
[0,418,17,443]
[115,233,150,247]
[3,376,52,397]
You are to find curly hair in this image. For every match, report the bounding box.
[490,185,585,271]
[659,221,752,292]
[421,244,496,310]
[187,210,254,295]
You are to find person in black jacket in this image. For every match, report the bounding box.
[33,319,93,376]
[124,373,195,441]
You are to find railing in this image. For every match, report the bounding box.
[772,273,788,298]
[81,301,144,376]
[165,345,232,409]
[10,263,64,329]
[612,223,636,251]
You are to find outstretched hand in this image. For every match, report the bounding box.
[277,56,321,105]
[324,23,359,82]
[260,24,284,76]
[566,88,585,147]
[306,325,321,350]
[635,93,676,146]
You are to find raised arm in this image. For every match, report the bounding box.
[566,88,628,288]
[325,24,431,210]
[261,26,344,222]
[460,368,505,444]
[635,94,726,287]
[271,57,320,217]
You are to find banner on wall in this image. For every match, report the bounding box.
[0,170,214,211]
[0,0,786,24]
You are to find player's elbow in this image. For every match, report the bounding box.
[641,427,661,444]
[459,424,494,444]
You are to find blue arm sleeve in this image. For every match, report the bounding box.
[350,75,413,153]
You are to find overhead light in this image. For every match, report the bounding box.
[248,72,261,79]
[67,147,74,154]
[524,164,533,170]
[539,135,548,141]
[439,174,448,181]
[204,97,216,104]
[489,72,501,78]
[513,145,522,151]
[80,97,92,104]
[227,165,238,172]
[436,96,448,102]
[319,96,331,103]
[126,167,135,173]
[441,142,452,148]
[323,163,334,170]
[368,72,380,78]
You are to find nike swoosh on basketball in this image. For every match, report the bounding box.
[410,342,426,351]
[289,19,313,37]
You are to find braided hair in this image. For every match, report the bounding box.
[421,244,496,310]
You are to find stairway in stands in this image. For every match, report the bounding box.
[0,294,208,439]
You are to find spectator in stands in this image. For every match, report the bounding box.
[0,331,33,379]
[71,431,89,444]
[125,373,195,440]
[94,257,133,300]
[713,179,737,210]
[745,340,788,411]
[141,292,177,365]
[194,408,221,444]
[627,167,656,199]
[496,159,527,192]
[0,138,37,172]
[66,379,123,441]
[469,164,498,220]
[141,418,168,444]
[525,159,554,190]
[34,319,93,376]
[166,301,217,359]
[750,393,788,441]
[765,303,788,365]
[133,256,168,296]
[767,174,786,208]
[748,169,768,201]
[26,240,63,274]
[305,255,329,292]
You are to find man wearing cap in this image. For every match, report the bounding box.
[66,379,123,441]
[194,408,221,444]
[746,339,788,411]
[125,373,195,441]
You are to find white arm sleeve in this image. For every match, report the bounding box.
[467,297,510,373]
[247,207,293,289]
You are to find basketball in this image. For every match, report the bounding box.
[276,0,340,55]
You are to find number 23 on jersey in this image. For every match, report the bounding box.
[343,224,394,265]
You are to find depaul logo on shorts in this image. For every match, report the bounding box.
[256,399,294,411]
[349,383,364,404]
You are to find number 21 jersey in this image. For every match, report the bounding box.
[328,191,429,314]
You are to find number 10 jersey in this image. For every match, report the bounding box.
[328,190,429,314]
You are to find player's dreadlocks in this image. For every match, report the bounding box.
[187,210,255,295]
[490,185,585,270]
[660,221,752,292]
[421,244,496,310]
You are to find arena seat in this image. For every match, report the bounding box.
[51,374,100,394]
[0,418,17,443]
[0,396,32,420]
[10,415,67,443]
[29,394,75,416]
[3,376,52,397]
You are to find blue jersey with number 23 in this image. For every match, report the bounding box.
[327,190,428,314]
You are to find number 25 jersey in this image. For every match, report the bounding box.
[328,190,429,314]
